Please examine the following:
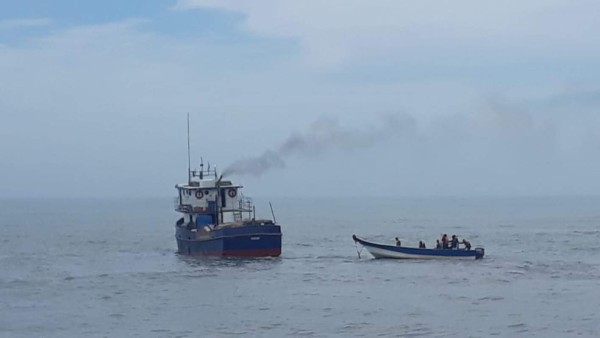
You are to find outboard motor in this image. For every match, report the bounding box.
[475,247,485,260]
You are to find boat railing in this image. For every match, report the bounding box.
[190,166,218,180]
[174,198,198,213]
[174,196,254,214]
[174,197,187,212]
[239,196,253,212]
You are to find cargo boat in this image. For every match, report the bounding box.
[174,163,282,257]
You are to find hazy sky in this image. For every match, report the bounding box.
[1,1,600,198]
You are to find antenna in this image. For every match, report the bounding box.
[269,202,277,224]
[200,157,204,179]
[187,113,191,184]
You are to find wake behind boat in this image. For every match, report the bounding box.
[352,235,484,260]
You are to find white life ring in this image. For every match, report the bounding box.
[195,190,204,199]
[227,189,237,198]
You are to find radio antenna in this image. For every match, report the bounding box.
[187,113,191,184]
[269,202,277,224]
[200,157,204,179]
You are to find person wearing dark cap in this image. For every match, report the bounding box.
[395,237,401,246]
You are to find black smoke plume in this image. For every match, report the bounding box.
[222,114,414,177]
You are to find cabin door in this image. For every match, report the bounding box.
[220,189,226,208]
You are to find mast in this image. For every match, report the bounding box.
[217,174,223,224]
[187,113,191,184]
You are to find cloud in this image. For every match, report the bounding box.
[1,11,600,197]
[0,18,51,30]
[177,1,600,69]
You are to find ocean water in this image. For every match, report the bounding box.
[1,196,600,337]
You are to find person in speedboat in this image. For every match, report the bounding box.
[450,235,459,249]
[441,234,449,249]
[461,239,471,250]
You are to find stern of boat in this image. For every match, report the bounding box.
[475,247,485,259]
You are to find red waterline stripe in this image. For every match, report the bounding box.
[177,233,282,243]
[188,248,281,257]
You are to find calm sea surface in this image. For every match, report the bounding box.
[1,196,600,337]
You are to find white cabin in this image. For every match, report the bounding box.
[174,166,253,225]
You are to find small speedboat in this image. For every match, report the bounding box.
[352,235,484,260]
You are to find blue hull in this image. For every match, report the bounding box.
[353,235,484,260]
[177,224,282,257]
